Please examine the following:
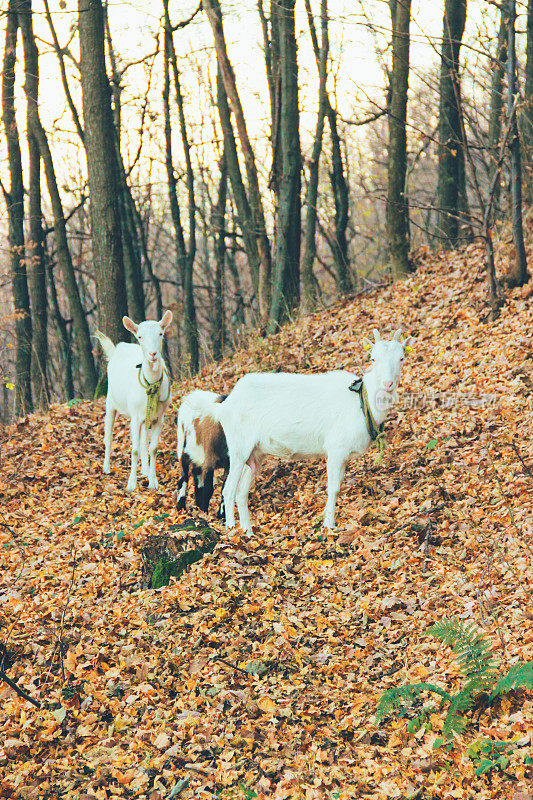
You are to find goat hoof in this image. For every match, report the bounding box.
[126,483,136,493]
[176,498,186,511]
[148,480,159,491]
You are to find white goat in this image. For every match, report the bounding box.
[96,311,173,492]
[176,390,229,516]
[213,329,411,534]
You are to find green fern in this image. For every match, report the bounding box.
[376,619,533,749]
[441,686,477,741]
[489,662,533,703]
[375,682,450,723]
[429,618,496,681]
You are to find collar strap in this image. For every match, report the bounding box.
[349,378,386,464]
[137,363,170,430]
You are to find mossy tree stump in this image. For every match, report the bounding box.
[139,518,220,589]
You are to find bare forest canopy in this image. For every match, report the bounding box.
[1,0,532,419]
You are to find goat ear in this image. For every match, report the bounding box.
[123,316,138,335]
[403,336,413,353]
[392,329,402,341]
[160,310,173,331]
[362,337,373,352]
[373,329,381,343]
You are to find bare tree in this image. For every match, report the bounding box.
[212,151,228,360]
[305,0,352,295]
[78,0,129,345]
[487,10,507,219]
[268,0,301,332]
[204,0,272,322]
[301,0,328,312]
[523,0,533,202]
[386,0,411,279]
[18,0,49,408]
[504,0,528,287]
[437,0,468,247]
[163,0,199,372]
[2,1,32,415]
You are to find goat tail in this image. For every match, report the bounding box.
[95,330,115,361]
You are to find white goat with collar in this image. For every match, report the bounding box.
[213,329,410,534]
[96,311,173,492]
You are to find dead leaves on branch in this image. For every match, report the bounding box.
[0,238,532,799]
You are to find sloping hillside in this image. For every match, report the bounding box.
[1,241,532,800]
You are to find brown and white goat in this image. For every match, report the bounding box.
[176,390,229,516]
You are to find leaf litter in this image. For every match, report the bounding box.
[1,238,532,799]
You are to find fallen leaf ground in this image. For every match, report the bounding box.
[1,239,532,800]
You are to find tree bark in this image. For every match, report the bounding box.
[305,0,352,295]
[162,4,199,372]
[268,0,301,332]
[386,0,411,279]
[30,119,97,394]
[522,0,533,202]
[488,11,507,219]
[78,0,128,342]
[258,1,282,210]
[436,0,467,247]
[204,0,272,322]
[301,0,328,312]
[1,1,32,415]
[505,0,528,287]
[46,252,74,400]
[103,5,146,323]
[215,68,260,303]
[212,152,228,361]
[18,0,49,409]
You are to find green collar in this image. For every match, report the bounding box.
[137,363,170,430]
[349,377,386,464]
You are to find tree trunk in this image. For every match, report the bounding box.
[227,213,246,331]
[1,1,32,416]
[46,251,74,400]
[304,0,352,295]
[268,0,301,332]
[386,0,411,279]
[301,0,328,312]
[18,0,49,409]
[327,107,352,294]
[505,0,528,287]
[437,0,467,247]
[103,5,146,322]
[488,11,507,219]
[258,1,282,212]
[162,6,199,373]
[212,152,228,361]
[523,0,533,202]
[31,119,97,394]
[215,68,260,304]
[204,0,272,323]
[78,0,128,342]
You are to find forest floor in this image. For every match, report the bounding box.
[1,236,533,800]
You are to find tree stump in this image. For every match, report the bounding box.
[139,518,220,589]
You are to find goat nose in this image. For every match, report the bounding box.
[383,380,394,391]
[149,351,157,359]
